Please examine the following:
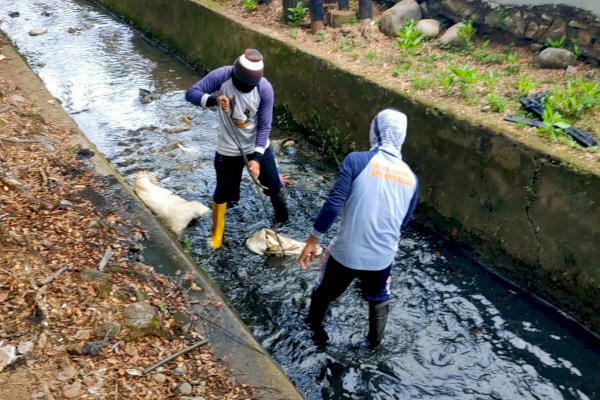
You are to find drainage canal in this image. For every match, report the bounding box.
[1,1,599,398]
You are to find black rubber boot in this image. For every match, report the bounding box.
[306,292,330,346]
[367,301,389,348]
[271,191,289,224]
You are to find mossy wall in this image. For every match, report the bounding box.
[98,0,600,333]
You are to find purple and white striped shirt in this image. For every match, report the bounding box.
[185,66,274,156]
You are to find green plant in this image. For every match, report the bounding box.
[338,36,355,52]
[348,16,359,25]
[289,27,299,39]
[516,75,536,97]
[395,19,425,51]
[315,29,326,42]
[448,63,479,97]
[392,62,411,77]
[545,36,566,48]
[351,52,360,60]
[365,49,377,64]
[545,78,600,119]
[458,19,476,48]
[572,44,582,59]
[287,1,308,26]
[438,73,455,95]
[181,238,191,252]
[486,92,506,112]
[538,101,570,141]
[497,9,509,27]
[505,52,518,64]
[243,0,258,11]
[474,51,504,65]
[482,70,501,92]
[505,64,520,74]
[410,74,435,90]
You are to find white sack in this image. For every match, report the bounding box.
[133,171,209,235]
[246,228,323,257]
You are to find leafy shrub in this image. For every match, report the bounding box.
[243,0,258,11]
[287,1,308,26]
[395,19,425,51]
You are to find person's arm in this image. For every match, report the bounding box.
[251,80,274,157]
[312,151,374,238]
[401,176,419,229]
[185,66,233,107]
[246,79,274,177]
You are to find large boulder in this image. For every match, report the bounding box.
[380,0,422,37]
[416,19,440,39]
[439,22,465,47]
[537,48,576,69]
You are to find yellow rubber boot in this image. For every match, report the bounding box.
[210,202,227,249]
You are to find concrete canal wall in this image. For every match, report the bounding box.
[97,0,600,333]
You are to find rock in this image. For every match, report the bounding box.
[380,0,422,37]
[152,373,167,383]
[82,341,106,356]
[124,344,138,357]
[63,382,82,399]
[8,12,19,18]
[530,43,544,52]
[59,199,74,210]
[0,345,16,371]
[125,368,143,376]
[68,27,77,34]
[66,343,84,355]
[29,28,48,37]
[171,367,185,377]
[328,9,355,28]
[358,20,380,42]
[576,30,592,47]
[41,11,51,17]
[415,19,440,38]
[537,48,576,69]
[565,65,578,76]
[584,69,596,80]
[176,382,193,396]
[98,283,112,299]
[57,365,78,381]
[9,94,26,104]
[172,311,192,333]
[542,18,566,41]
[17,341,33,355]
[123,302,156,330]
[80,268,107,281]
[75,329,93,340]
[439,22,464,47]
[95,321,121,339]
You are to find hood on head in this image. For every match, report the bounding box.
[369,109,407,158]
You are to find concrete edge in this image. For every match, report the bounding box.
[0,36,303,400]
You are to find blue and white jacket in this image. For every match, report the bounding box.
[311,110,419,271]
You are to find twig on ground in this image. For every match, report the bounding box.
[22,261,49,331]
[40,265,69,285]
[142,338,208,375]
[98,249,114,271]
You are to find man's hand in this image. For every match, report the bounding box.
[298,235,319,270]
[247,160,260,178]
[217,95,230,112]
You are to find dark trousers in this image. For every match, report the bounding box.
[213,146,288,222]
[308,255,391,326]
[213,146,281,204]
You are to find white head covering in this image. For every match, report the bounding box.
[369,109,407,159]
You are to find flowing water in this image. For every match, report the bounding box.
[1,1,599,398]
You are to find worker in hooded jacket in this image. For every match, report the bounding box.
[298,109,419,347]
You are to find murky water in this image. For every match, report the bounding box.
[1,1,599,399]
